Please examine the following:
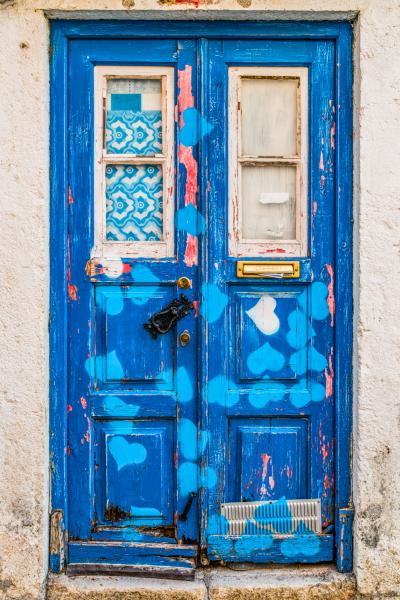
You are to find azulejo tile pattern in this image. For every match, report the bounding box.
[106,111,162,155]
[105,164,163,241]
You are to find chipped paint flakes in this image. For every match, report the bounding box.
[326,263,335,326]
[325,350,334,399]
[68,185,74,206]
[184,233,198,267]
[178,65,194,119]
[179,144,198,207]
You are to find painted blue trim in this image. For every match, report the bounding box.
[49,24,69,573]
[50,20,349,40]
[50,20,353,573]
[198,36,209,555]
[334,21,353,573]
[207,534,334,563]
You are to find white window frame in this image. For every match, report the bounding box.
[93,66,175,259]
[228,66,308,257]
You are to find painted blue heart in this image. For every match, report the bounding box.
[180,107,214,147]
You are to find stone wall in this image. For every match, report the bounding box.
[0,2,399,598]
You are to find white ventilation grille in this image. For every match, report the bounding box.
[220,498,322,535]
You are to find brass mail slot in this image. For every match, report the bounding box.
[237,261,300,279]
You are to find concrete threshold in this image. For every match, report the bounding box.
[47,564,356,600]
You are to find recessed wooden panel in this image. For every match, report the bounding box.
[95,420,174,527]
[229,418,308,502]
[95,285,174,389]
[232,287,309,384]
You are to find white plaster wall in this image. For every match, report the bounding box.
[0,1,399,599]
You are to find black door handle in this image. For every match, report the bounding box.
[143,294,194,339]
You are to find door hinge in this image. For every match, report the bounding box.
[50,509,66,573]
[337,506,354,573]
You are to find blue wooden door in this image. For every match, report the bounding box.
[60,28,351,574]
[202,39,339,564]
[67,39,200,574]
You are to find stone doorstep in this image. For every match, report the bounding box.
[47,565,356,600]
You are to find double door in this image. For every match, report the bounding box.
[64,31,347,574]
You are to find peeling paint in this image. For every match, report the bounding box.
[326,264,335,326]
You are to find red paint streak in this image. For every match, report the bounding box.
[177,65,194,125]
[323,474,330,491]
[184,234,198,267]
[122,263,132,274]
[267,248,286,254]
[174,0,200,6]
[330,121,336,150]
[84,416,90,443]
[80,396,87,410]
[173,451,178,469]
[313,201,317,217]
[326,263,335,326]
[319,151,324,171]
[68,185,74,206]
[261,454,270,480]
[67,234,78,301]
[268,472,275,491]
[320,175,325,189]
[67,446,71,457]
[67,404,72,413]
[286,466,293,480]
[193,300,199,318]
[325,350,334,399]
[179,144,198,207]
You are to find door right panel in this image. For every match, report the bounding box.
[204,39,337,564]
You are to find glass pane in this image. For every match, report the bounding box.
[106,79,162,155]
[241,165,296,240]
[241,78,298,157]
[105,164,163,241]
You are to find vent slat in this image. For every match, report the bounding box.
[220,499,322,535]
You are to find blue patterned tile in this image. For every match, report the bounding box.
[106,111,162,155]
[105,164,163,241]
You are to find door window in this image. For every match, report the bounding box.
[94,67,175,258]
[229,67,308,257]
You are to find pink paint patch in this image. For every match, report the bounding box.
[80,396,87,410]
[68,185,74,206]
[184,234,198,267]
[122,263,132,274]
[177,65,194,125]
[67,404,72,413]
[84,416,90,444]
[179,144,198,207]
[326,263,335,326]
[261,453,270,480]
[67,234,78,301]
[319,151,325,171]
[325,350,334,399]
[330,121,336,150]
[313,201,317,217]
[192,300,199,318]
[320,175,325,189]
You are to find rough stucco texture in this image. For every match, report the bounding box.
[0,1,400,599]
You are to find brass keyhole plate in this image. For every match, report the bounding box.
[177,276,191,289]
[179,330,191,346]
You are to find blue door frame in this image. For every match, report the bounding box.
[50,19,353,574]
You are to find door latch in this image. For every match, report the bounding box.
[143,294,194,339]
[179,492,197,521]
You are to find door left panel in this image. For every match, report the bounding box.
[66,39,199,572]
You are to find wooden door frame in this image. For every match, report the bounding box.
[49,19,353,573]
